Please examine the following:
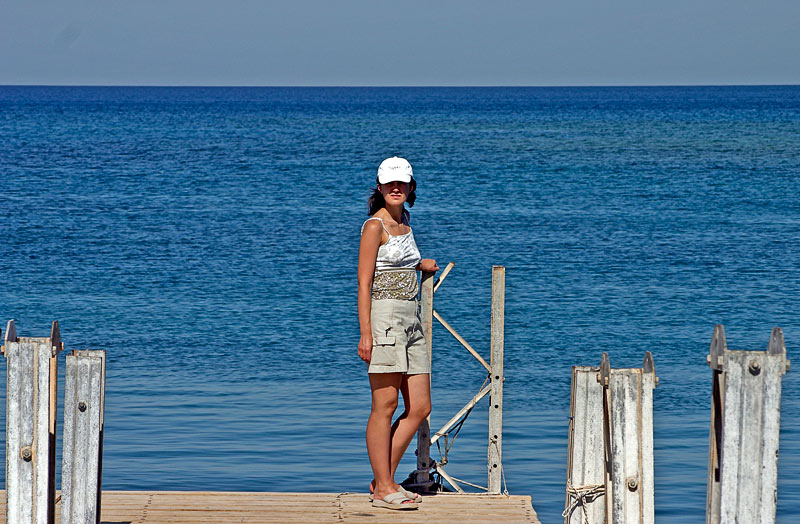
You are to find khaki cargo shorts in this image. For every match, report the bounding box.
[368,298,430,375]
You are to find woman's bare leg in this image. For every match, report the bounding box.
[391,373,432,484]
[369,373,431,495]
[367,372,417,503]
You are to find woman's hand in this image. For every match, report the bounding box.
[417,259,440,272]
[358,334,373,363]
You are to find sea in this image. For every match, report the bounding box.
[1,86,798,523]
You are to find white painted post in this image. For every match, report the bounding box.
[601,352,657,524]
[488,265,505,494]
[2,320,64,524]
[707,327,790,524]
[61,350,106,524]
[564,366,606,524]
[414,271,435,489]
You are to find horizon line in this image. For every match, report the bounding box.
[2,83,799,89]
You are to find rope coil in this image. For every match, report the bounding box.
[562,483,605,524]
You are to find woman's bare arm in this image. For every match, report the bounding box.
[357,220,383,363]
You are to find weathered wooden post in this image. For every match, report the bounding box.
[566,352,656,524]
[705,324,726,524]
[61,350,107,524]
[600,354,613,524]
[414,270,435,489]
[563,365,606,524]
[487,265,505,494]
[603,352,656,524]
[2,320,64,524]
[608,351,656,524]
[706,325,790,524]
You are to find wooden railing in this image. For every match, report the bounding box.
[411,264,506,495]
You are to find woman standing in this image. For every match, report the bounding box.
[358,156,439,510]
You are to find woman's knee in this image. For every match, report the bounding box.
[371,396,399,415]
[408,401,431,421]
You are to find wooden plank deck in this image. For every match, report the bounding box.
[0,491,541,524]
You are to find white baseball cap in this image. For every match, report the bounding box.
[377,156,413,184]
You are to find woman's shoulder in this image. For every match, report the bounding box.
[364,214,385,227]
[361,216,385,235]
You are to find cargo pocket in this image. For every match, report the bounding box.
[371,336,397,366]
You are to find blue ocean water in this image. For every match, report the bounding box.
[1,86,798,523]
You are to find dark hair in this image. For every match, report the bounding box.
[367,178,416,222]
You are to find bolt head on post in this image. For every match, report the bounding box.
[627,477,638,492]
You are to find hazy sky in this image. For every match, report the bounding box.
[2,0,798,86]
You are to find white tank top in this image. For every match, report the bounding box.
[361,216,422,300]
[361,217,422,271]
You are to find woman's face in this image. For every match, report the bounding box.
[378,180,411,205]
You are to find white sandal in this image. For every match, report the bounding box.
[369,487,422,503]
[371,491,419,510]
[400,487,423,503]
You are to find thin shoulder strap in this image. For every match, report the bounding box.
[361,216,390,235]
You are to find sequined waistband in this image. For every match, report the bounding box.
[372,268,419,301]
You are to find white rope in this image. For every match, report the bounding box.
[561,483,605,524]
[489,437,510,496]
[500,455,509,497]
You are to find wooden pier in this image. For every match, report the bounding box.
[3,274,544,524]
[0,490,540,524]
[5,294,790,523]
